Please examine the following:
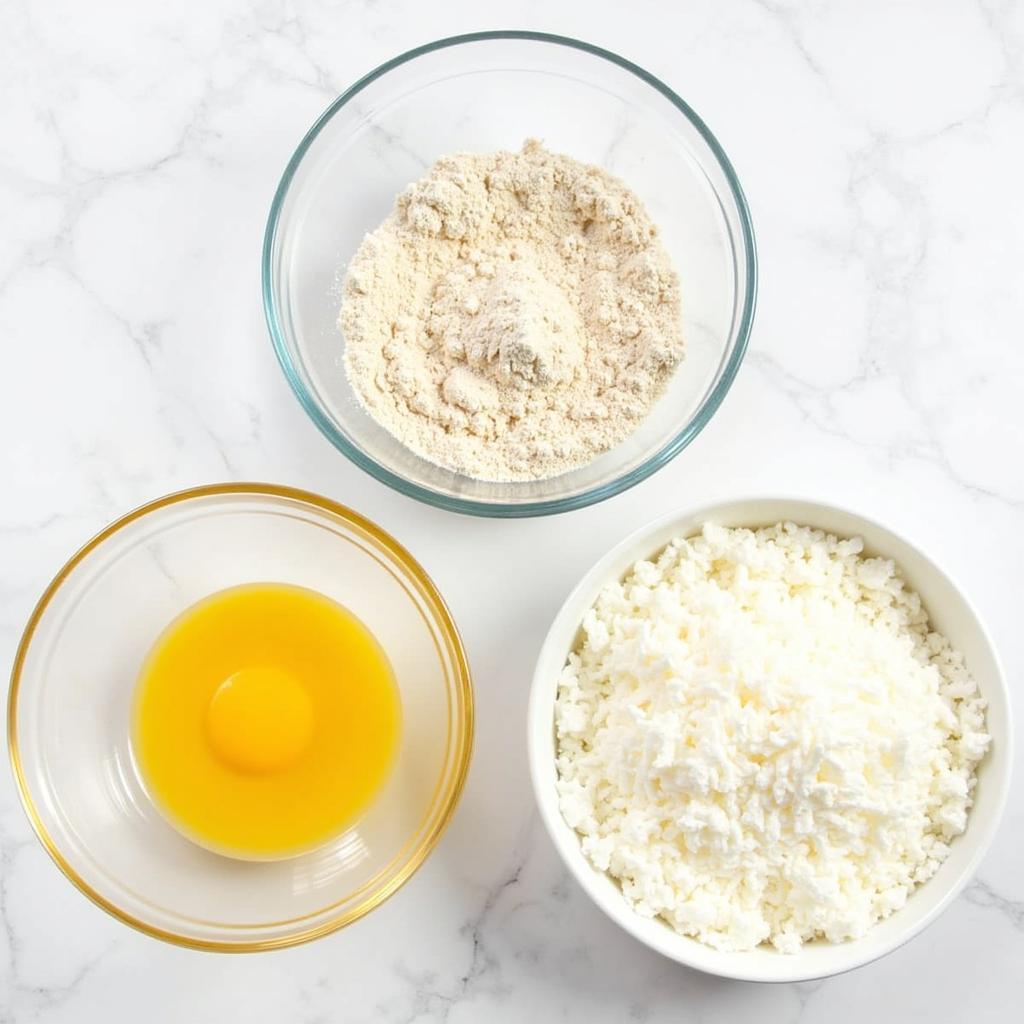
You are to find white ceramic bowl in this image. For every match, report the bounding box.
[528,497,1012,982]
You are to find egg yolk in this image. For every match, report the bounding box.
[205,667,314,774]
[132,582,401,860]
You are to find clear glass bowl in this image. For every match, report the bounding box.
[8,484,473,950]
[263,31,757,517]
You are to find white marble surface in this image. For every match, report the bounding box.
[1,0,1022,1019]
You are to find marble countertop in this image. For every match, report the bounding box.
[2,1,1022,1020]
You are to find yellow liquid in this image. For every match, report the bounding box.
[132,583,401,860]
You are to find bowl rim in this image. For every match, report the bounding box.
[7,482,475,953]
[262,29,758,518]
[527,494,1014,982]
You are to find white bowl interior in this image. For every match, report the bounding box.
[268,36,752,507]
[528,497,1012,982]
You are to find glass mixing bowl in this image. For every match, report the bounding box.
[263,31,757,517]
[8,484,473,950]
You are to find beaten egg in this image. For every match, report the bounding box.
[132,583,401,860]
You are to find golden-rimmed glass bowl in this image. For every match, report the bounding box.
[8,484,473,950]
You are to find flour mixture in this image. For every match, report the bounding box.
[340,140,685,482]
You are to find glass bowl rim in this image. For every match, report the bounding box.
[261,29,758,518]
[7,482,475,952]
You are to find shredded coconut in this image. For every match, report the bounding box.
[555,522,990,953]
[340,140,684,481]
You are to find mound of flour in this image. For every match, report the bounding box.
[340,140,684,482]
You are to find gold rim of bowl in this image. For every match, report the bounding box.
[7,482,475,952]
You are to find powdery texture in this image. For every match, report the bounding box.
[555,523,990,953]
[341,140,684,482]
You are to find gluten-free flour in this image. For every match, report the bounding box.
[340,140,684,481]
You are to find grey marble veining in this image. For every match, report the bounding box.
[1,1,1022,1021]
